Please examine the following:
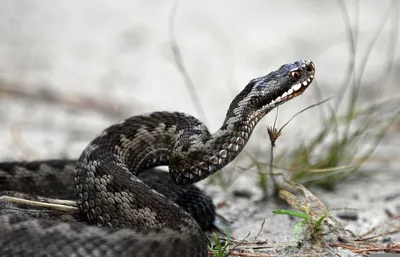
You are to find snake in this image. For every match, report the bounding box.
[0,60,315,257]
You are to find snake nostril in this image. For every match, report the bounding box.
[306,62,315,72]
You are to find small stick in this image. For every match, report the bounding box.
[0,196,78,212]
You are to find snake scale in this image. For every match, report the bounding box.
[0,60,315,257]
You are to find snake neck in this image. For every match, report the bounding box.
[170,82,274,185]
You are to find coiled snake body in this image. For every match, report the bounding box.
[0,60,315,257]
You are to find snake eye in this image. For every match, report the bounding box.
[290,71,301,81]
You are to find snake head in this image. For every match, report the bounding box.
[251,60,315,111]
[225,60,315,122]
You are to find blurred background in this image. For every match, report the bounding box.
[0,0,398,160]
[0,0,399,246]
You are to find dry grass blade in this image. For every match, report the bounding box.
[277,97,333,134]
[329,243,400,254]
[168,0,208,125]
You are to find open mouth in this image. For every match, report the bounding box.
[270,74,314,105]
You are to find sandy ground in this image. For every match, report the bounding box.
[0,1,399,256]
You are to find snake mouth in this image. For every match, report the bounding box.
[270,74,314,105]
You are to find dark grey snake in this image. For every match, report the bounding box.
[0,60,315,257]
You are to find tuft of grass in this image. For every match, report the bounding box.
[270,0,400,190]
[273,209,327,241]
[208,228,231,257]
[284,106,400,190]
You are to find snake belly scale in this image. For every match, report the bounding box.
[0,60,315,257]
